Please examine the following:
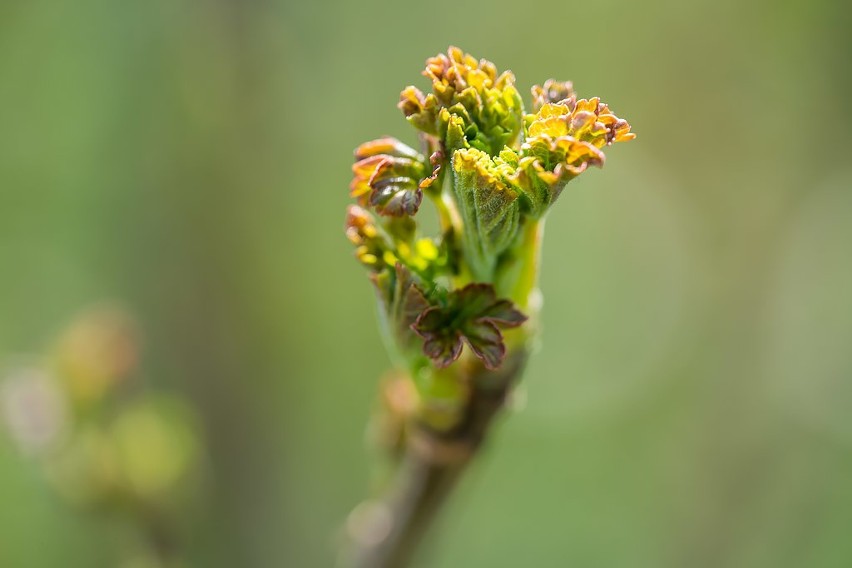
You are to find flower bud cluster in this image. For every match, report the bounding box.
[346,48,634,414]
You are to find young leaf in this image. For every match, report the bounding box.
[371,264,431,356]
[411,284,527,370]
[351,138,440,217]
[451,148,521,281]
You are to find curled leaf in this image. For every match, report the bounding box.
[351,138,440,217]
[354,137,423,161]
[368,157,425,217]
[451,148,521,280]
[411,284,527,370]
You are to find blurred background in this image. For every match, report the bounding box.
[1,0,851,566]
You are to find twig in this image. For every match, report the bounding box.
[343,354,525,568]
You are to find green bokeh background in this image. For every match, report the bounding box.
[2,0,851,566]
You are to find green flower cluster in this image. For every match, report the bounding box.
[347,47,634,409]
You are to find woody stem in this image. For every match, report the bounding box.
[342,353,526,568]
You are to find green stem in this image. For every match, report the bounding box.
[497,217,545,310]
[432,193,457,237]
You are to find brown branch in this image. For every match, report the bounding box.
[342,353,526,568]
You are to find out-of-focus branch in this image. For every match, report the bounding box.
[343,354,525,568]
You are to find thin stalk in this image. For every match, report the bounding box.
[343,353,527,568]
[345,447,466,568]
[497,217,544,311]
[138,505,181,567]
[343,194,542,568]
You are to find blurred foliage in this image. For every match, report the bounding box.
[0,0,851,567]
[1,306,202,566]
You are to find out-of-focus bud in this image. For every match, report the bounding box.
[110,396,200,500]
[1,367,67,456]
[54,305,139,405]
[45,426,120,506]
[367,371,418,454]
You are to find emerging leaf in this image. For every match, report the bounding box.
[351,138,440,217]
[372,264,432,357]
[411,284,526,370]
[346,47,636,377]
[354,137,423,161]
[451,148,521,280]
[368,157,424,217]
